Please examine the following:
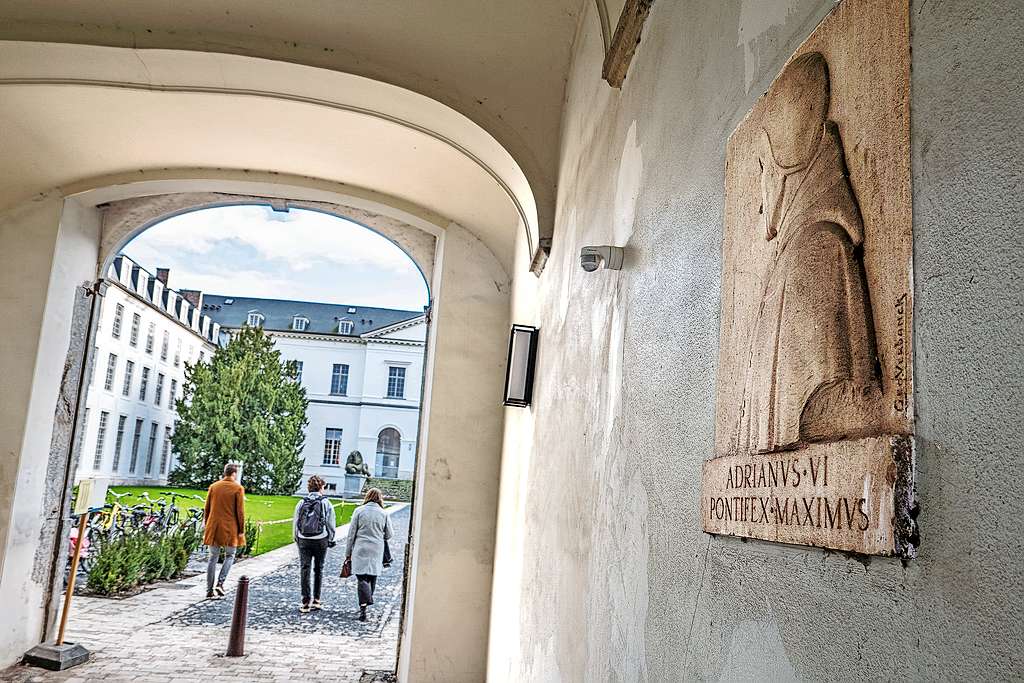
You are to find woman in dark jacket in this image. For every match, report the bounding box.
[345,488,393,621]
[293,475,336,613]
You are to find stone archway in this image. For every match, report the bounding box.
[0,174,511,681]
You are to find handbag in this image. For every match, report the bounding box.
[340,558,352,578]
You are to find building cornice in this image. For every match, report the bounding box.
[107,278,216,349]
[361,314,426,339]
[223,326,425,348]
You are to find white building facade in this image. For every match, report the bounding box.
[201,295,425,493]
[77,256,220,485]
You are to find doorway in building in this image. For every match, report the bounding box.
[53,203,431,678]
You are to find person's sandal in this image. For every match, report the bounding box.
[299,603,311,614]
[311,599,323,611]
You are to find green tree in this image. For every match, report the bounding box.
[169,326,308,495]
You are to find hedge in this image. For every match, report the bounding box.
[364,477,413,502]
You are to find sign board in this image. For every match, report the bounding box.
[74,478,109,515]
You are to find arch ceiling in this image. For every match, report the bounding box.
[0,0,584,263]
[0,41,554,271]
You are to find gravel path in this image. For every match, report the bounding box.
[167,506,410,636]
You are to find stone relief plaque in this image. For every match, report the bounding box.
[703,0,917,557]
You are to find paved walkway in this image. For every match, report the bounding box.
[1,505,409,683]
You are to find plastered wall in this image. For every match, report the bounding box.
[0,197,100,665]
[490,0,1023,679]
[400,221,511,682]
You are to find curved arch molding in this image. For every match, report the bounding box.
[0,41,541,273]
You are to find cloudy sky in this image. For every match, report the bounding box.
[123,205,429,310]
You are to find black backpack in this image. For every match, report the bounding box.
[298,495,326,536]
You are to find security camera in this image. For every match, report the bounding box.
[580,245,624,272]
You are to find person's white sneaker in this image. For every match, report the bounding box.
[311,599,323,611]
[214,585,226,597]
[299,603,311,614]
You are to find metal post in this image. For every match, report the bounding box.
[56,513,89,646]
[225,576,249,657]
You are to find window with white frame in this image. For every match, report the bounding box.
[128,418,144,473]
[161,330,169,361]
[292,360,304,384]
[154,373,165,406]
[139,367,150,401]
[145,322,156,354]
[145,421,159,474]
[122,360,135,397]
[323,428,343,465]
[112,303,124,338]
[247,311,264,327]
[170,379,178,404]
[387,366,406,399]
[338,319,354,335]
[174,339,181,367]
[112,415,128,470]
[92,411,110,469]
[129,312,141,347]
[160,426,172,474]
[330,364,349,395]
[293,316,309,331]
[104,353,118,391]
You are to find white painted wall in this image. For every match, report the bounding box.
[399,222,510,682]
[491,0,1024,680]
[0,196,99,666]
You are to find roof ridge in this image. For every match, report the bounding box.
[203,293,421,315]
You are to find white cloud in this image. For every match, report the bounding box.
[123,205,429,309]
[133,205,415,273]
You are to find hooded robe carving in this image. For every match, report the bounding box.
[736,52,883,454]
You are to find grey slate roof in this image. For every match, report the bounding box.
[201,294,423,337]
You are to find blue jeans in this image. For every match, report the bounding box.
[207,545,237,592]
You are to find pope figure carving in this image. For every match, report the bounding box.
[737,52,883,454]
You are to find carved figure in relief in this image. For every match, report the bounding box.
[345,450,371,476]
[737,52,883,454]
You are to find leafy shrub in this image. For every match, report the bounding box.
[86,527,202,596]
[238,517,261,558]
[365,477,413,502]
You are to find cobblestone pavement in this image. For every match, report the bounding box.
[0,505,409,683]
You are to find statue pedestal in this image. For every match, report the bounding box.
[343,474,368,498]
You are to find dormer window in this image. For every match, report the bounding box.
[247,310,264,327]
[338,319,354,335]
[293,316,309,332]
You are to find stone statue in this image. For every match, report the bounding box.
[345,450,371,476]
[737,52,883,454]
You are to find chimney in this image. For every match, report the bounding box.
[155,268,170,286]
[180,289,203,310]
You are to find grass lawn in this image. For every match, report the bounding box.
[108,486,357,556]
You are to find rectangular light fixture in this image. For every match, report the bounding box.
[503,325,539,407]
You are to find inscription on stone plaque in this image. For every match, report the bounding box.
[703,0,917,557]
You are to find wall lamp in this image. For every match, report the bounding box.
[503,325,539,407]
[580,245,624,272]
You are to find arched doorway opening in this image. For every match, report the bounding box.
[56,199,434,675]
[376,428,403,479]
[0,37,526,680]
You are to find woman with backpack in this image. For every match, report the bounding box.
[344,487,393,621]
[293,475,336,613]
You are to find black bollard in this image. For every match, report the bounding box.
[225,576,249,657]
